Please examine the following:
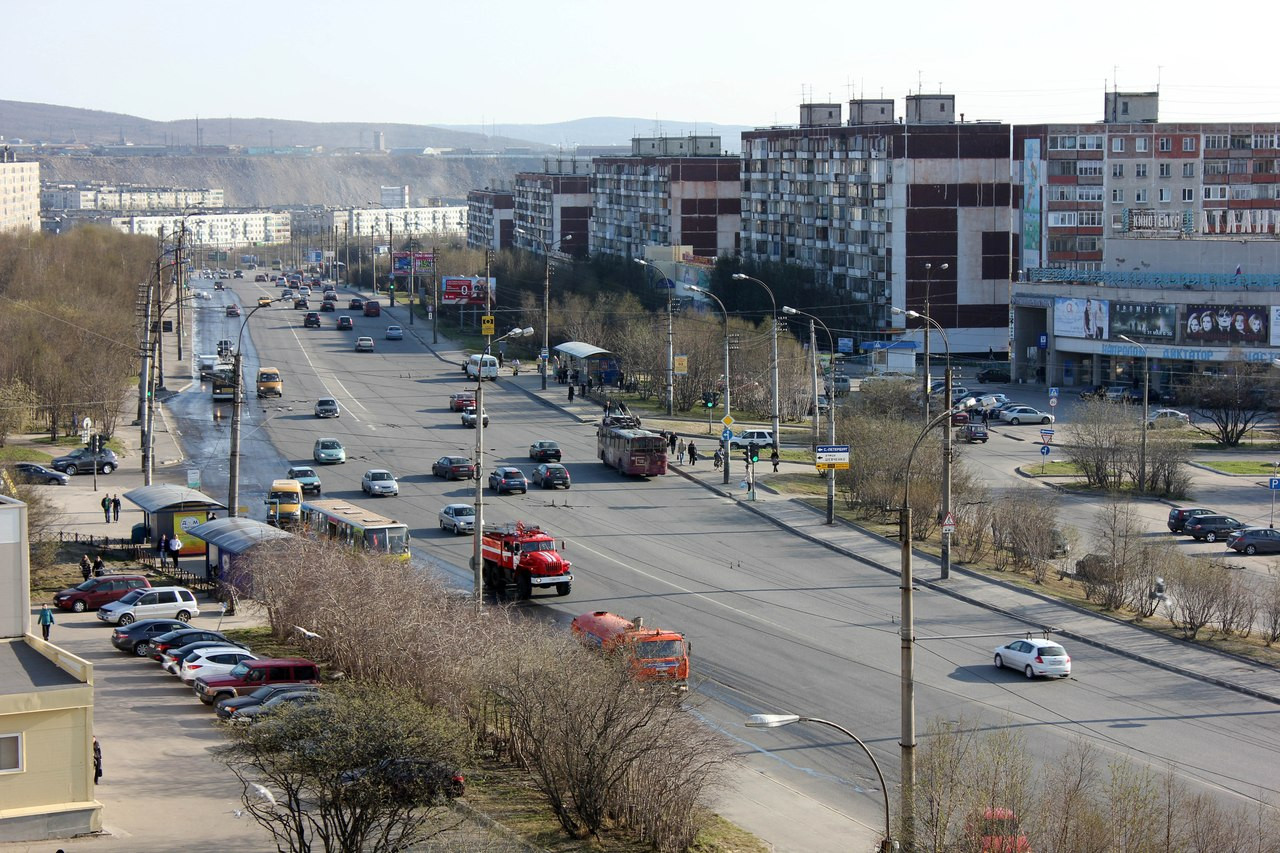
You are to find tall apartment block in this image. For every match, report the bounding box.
[380,185,410,208]
[466,188,515,252]
[0,149,40,233]
[512,158,591,257]
[589,136,740,260]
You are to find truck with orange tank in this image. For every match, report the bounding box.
[480,522,572,600]
[570,611,690,691]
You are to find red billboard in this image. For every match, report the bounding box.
[440,276,494,306]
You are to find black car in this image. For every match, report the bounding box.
[531,463,571,489]
[319,300,336,312]
[488,467,528,494]
[215,682,321,720]
[146,628,234,662]
[1227,527,1280,556]
[50,447,120,475]
[1182,514,1246,542]
[109,618,192,656]
[303,311,321,328]
[348,297,364,310]
[8,462,69,485]
[976,367,1011,383]
[1167,506,1217,533]
[337,315,354,330]
[528,440,562,462]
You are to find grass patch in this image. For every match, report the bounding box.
[0,446,54,463]
[220,626,305,660]
[1191,440,1280,452]
[1194,460,1276,476]
[766,472,828,496]
[1023,460,1084,477]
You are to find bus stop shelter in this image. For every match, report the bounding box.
[553,342,622,387]
[122,484,225,557]
[186,517,294,585]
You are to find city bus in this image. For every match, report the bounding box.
[299,499,411,560]
[597,424,668,476]
[210,368,237,401]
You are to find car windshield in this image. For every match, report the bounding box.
[228,662,252,678]
[118,589,144,604]
[635,639,684,660]
[451,506,474,517]
[521,540,555,553]
[290,469,315,479]
[320,441,340,450]
[74,579,98,591]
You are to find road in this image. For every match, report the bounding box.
[172,279,1280,852]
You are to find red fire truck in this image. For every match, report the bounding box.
[570,611,690,691]
[481,522,572,600]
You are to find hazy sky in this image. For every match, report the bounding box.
[10,0,1280,129]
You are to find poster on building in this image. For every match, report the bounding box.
[1186,304,1268,345]
[1270,307,1280,347]
[1021,139,1043,264]
[1108,302,1177,341]
[412,251,435,274]
[1053,297,1109,340]
[440,276,495,305]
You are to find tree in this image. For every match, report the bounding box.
[216,684,472,853]
[1186,362,1279,447]
[1061,400,1132,492]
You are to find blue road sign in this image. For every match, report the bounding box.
[1040,445,1051,456]
[1049,386,1060,398]
[1269,477,1280,491]
[816,445,850,454]
[721,428,734,442]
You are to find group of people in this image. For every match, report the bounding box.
[155,532,184,570]
[79,553,107,580]
[663,432,701,466]
[99,494,122,523]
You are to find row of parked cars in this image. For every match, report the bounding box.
[1168,506,1279,554]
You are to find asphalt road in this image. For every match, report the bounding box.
[171,279,1280,852]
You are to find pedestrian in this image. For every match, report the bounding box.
[568,385,576,403]
[497,351,504,368]
[586,375,593,392]
[771,449,780,473]
[677,437,686,464]
[111,495,121,522]
[80,555,92,581]
[713,448,723,470]
[154,531,166,564]
[511,358,521,376]
[580,381,587,398]
[687,441,698,465]
[93,555,106,577]
[668,432,677,455]
[101,494,111,523]
[93,737,102,785]
[38,604,54,641]
[168,534,182,570]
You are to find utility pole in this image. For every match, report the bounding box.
[227,350,243,518]
[667,275,675,416]
[140,269,155,483]
[809,319,820,449]
[941,360,953,579]
[431,246,438,344]
[175,222,185,362]
[472,252,492,615]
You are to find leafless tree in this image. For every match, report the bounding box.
[1061,400,1132,491]
[1186,362,1280,448]
[1162,556,1226,641]
[1258,567,1280,646]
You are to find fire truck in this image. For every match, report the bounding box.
[480,522,572,600]
[570,611,690,691]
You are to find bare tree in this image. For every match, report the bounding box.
[1259,567,1280,646]
[1061,400,1132,492]
[1186,362,1280,448]
[1162,556,1226,641]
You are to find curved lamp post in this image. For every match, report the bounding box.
[515,229,572,390]
[687,285,731,485]
[782,306,836,524]
[227,296,291,519]
[745,713,896,852]
[635,258,675,416]
[919,262,948,421]
[1118,334,1150,493]
[732,273,781,451]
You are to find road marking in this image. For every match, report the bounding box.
[284,325,366,419]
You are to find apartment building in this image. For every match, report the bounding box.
[512,158,591,257]
[589,136,740,260]
[111,211,291,247]
[466,188,515,252]
[41,183,224,212]
[328,205,467,240]
[0,149,40,233]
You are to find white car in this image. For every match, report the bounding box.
[997,406,1055,425]
[385,325,403,340]
[361,469,399,497]
[354,336,375,352]
[179,646,259,684]
[439,503,475,535]
[727,429,774,449]
[1147,408,1190,428]
[993,637,1071,679]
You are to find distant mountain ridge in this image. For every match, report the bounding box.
[437,117,751,152]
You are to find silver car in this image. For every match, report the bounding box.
[438,503,475,535]
[314,398,340,418]
[361,469,399,497]
[993,638,1071,679]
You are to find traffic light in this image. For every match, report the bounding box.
[702,391,717,408]
[747,442,760,464]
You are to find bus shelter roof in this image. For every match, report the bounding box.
[123,484,227,514]
[553,342,614,360]
[187,517,294,555]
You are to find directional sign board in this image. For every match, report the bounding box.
[815,444,850,471]
[1041,445,1051,456]
[1040,428,1055,444]
[721,428,734,442]
[1049,386,1060,398]
[941,511,957,534]
[481,315,495,336]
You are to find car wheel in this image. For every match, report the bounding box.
[439,519,445,530]
[1024,665,1035,679]
[118,613,135,625]
[1010,418,1021,425]
[1246,544,1258,555]
[66,464,79,475]
[1040,417,1051,425]
[994,654,1004,670]
[517,573,533,600]
[48,477,62,485]
[1205,532,1218,543]
[176,611,192,622]
[556,582,571,596]
[72,600,87,613]
[133,640,150,656]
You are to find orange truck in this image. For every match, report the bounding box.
[480,522,572,600]
[570,611,690,692]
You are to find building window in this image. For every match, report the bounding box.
[1229,159,1250,174]
[1047,212,1078,227]
[1112,138,1125,153]
[1112,163,1125,178]
[1049,135,1077,150]
[1231,185,1256,200]
[1255,159,1277,174]
[1078,162,1103,177]
[1111,214,1125,229]
[1183,187,1195,202]
[1079,211,1103,227]
[1183,137,1197,152]
[1081,135,1104,150]
[1203,186,1228,201]
[1204,160,1228,176]
[1135,163,1148,178]
[1078,186,1104,201]
[1159,188,1171,202]
[1136,138,1150,153]
[0,733,20,773]
[1112,188,1124,203]
[1077,236,1100,252]
[1159,162,1172,178]
[1205,134,1229,150]
[1183,162,1196,178]
[1255,133,1276,150]
[1135,189,1148,203]
[1159,137,1172,152]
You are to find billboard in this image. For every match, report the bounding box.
[1108,302,1177,341]
[392,251,436,276]
[1271,307,1280,348]
[1021,139,1043,264]
[1185,304,1268,345]
[440,276,495,306]
[1054,297,1109,340]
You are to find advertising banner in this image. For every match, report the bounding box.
[1185,304,1268,345]
[1053,297,1109,340]
[1270,307,1280,348]
[394,251,435,276]
[1108,302,1177,341]
[412,251,435,274]
[392,252,412,276]
[172,512,207,556]
[1021,139,1043,264]
[440,276,495,306]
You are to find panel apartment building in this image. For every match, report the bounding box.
[512,158,591,257]
[466,188,515,252]
[0,149,39,233]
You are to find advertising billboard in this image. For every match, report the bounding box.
[440,276,495,306]
[1185,304,1268,345]
[1053,297,1109,340]
[1270,307,1280,348]
[1108,302,1177,341]
[393,251,436,276]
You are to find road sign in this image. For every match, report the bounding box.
[1269,478,1280,491]
[540,347,549,359]
[674,355,688,376]
[1049,397,1058,407]
[721,428,734,442]
[1040,428,1055,443]
[941,511,957,534]
[815,445,850,471]
[481,315,495,336]
[1040,445,1051,456]
[721,415,735,428]
[1049,386,1060,398]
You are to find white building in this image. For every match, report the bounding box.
[110,211,291,247]
[328,205,467,240]
[0,151,39,233]
[41,184,224,212]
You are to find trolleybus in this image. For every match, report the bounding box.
[597,424,668,476]
[300,499,411,560]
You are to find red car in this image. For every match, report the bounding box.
[53,574,150,612]
[363,300,382,317]
[432,456,475,480]
[448,391,476,412]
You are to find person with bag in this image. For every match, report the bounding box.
[80,555,92,582]
[167,534,182,570]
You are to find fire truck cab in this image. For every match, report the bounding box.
[480,522,572,600]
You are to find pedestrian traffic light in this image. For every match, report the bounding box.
[748,442,760,464]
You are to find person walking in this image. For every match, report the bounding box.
[155,531,166,565]
[771,449,781,473]
[668,432,678,456]
[93,555,106,576]
[38,604,54,641]
[80,555,92,582]
[101,494,111,523]
[168,534,182,570]
[568,384,575,403]
[677,437,687,465]
[93,737,102,785]
[111,495,121,522]
[687,441,698,466]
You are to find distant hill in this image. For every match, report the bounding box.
[437,117,752,152]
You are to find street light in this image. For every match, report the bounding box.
[472,325,536,612]
[516,228,572,390]
[732,273,781,451]
[893,305,958,580]
[783,306,836,524]
[1118,335,1150,493]
[745,714,895,852]
[635,258,675,416]
[898,395,977,848]
[919,263,948,421]
[227,296,291,519]
[687,285,731,486]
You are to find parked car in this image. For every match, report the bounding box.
[461,406,488,427]
[50,447,119,475]
[439,503,476,534]
[997,406,1055,425]
[531,463,571,489]
[958,423,989,443]
[727,429,775,449]
[146,628,235,662]
[1167,506,1217,533]
[976,367,1011,383]
[488,467,528,494]
[215,682,321,720]
[162,639,248,675]
[286,466,321,494]
[528,440,562,462]
[448,391,476,412]
[1227,527,1280,556]
[110,618,192,656]
[303,311,321,328]
[228,689,322,722]
[354,336,375,352]
[314,398,340,418]
[97,586,200,625]
[313,438,346,464]
[1147,408,1190,429]
[338,757,465,802]
[385,324,403,340]
[950,410,971,426]
[432,456,475,480]
[1104,385,1138,403]
[54,575,150,612]
[193,658,321,705]
[1079,384,1108,401]
[8,462,70,485]
[1182,514,1246,542]
[361,469,399,497]
[180,646,259,683]
[993,637,1071,679]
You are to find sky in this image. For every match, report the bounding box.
[9,0,1280,130]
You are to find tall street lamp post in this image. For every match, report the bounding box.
[783,306,836,524]
[635,258,676,416]
[1118,334,1150,493]
[893,306,957,580]
[227,296,290,519]
[919,262,947,421]
[516,229,572,390]
[732,273,780,451]
[687,285,731,485]
[745,714,896,852]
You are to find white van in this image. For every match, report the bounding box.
[466,354,499,381]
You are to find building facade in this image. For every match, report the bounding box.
[41,183,224,212]
[0,150,40,233]
[512,158,592,257]
[589,136,740,260]
[110,211,291,247]
[329,205,467,240]
[466,189,515,252]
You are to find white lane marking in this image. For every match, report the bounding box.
[284,324,366,420]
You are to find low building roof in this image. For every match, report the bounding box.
[122,485,226,513]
